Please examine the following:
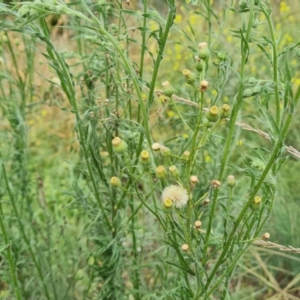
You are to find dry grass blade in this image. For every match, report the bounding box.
[155,91,300,159]
[254,240,300,254]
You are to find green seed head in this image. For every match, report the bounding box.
[243,88,253,98]
[162,81,176,97]
[207,106,219,122]
[169,165,179,178]
[182,69,195,85]
[227,175,236,188]
[156,165,167,179]
[239,0,248,9]
[221,104,230,118]
[139,150,151,165]
[251,196,262,210]
[110,176,121,187]
[198,42,210,60]
[112,137,128,153]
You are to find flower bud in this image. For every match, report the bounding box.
[181,244,189,251]
[190,175,199,184]
[195,56,204,72]
[207,106,219,122]
[217,52,227,61]
[182,151,190,159]
[160,145,171,156]
[110,176,121,187]
[243,88,253,98]
[252,18,259,28]
[162,81,176,97]
[252,85,262,95]
[156,165,167,179]
[211,180,221,188]
[194,220,202,229]
[249,77,257,84]
[139,150,151,165]
[182,69,195,85]
[204,198,210,205]
[251,195,262,210]
[227,175,236,188]
[152,143,160,151]
[200,80,209,92]
[239,0,248,9]
[221,104,230,118]
[169,165,179,178]
[198,42,210,60]
[112,137,128,153]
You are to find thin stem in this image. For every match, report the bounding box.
[205,111,292,291]
[261,3,280,124]
[139,0,147,78]
[203,0,255,262]
[148,0,176,107]
[0,192,22,300]
[2,161,51,300]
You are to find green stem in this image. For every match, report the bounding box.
[139,0,147,78]
[2,160,51,300]
[148,0,176,107]
[203,0,255,262]
[80,2,152,145]
[0,187,22,300]
[261,3,280,124]
[37,18,112,229]
[205,111,292,292]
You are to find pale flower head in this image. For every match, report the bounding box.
[162,185,189,208]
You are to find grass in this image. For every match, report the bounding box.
[1,0,300,299]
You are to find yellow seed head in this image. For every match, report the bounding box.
[163,198,173,208]
[207,106,219,122]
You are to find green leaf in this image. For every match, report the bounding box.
[166,260,196,276]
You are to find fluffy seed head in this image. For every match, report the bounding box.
[162,185,189,208]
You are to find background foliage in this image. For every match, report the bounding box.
[1,0,300,299]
